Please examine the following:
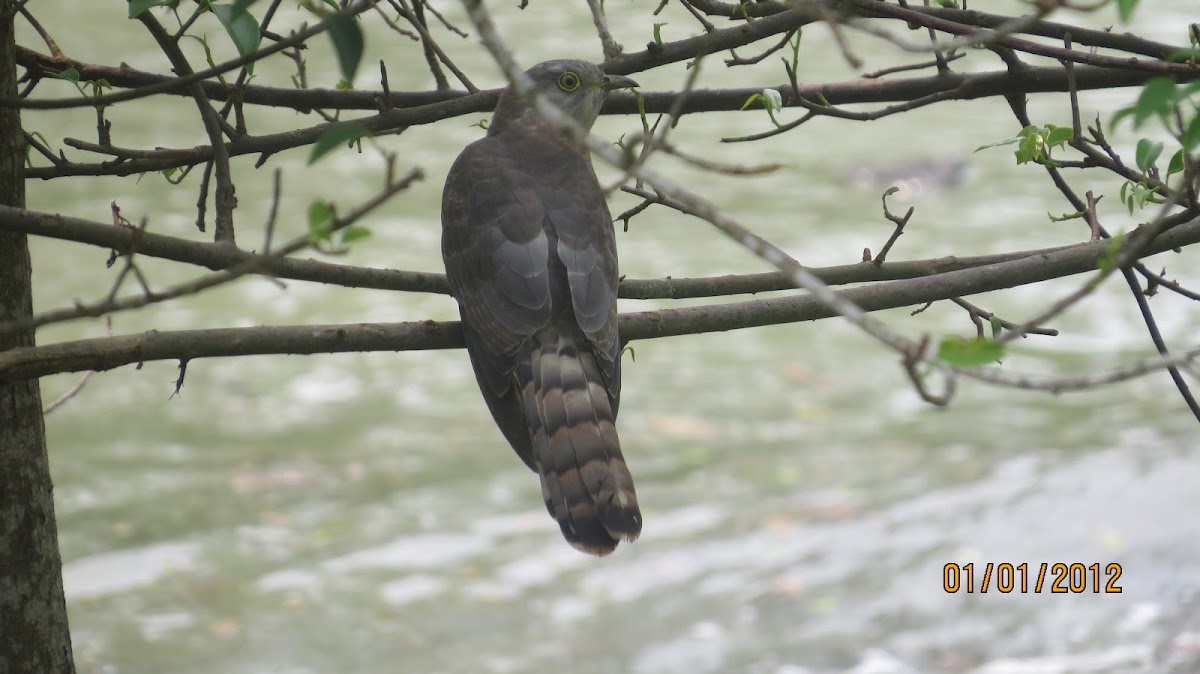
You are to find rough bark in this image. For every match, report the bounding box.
[0,2,76,672]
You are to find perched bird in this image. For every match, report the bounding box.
[441,60,641,555]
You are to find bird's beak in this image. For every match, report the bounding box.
[600,74,639,91]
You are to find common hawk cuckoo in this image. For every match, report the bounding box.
[441,60,640,555]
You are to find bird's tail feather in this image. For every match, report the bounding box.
[521,333,640,555]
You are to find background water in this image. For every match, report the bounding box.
[15,1,1200,672]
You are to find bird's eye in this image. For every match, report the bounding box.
[557,71,581,92]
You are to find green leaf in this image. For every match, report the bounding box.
[1015,124,1043,139]
[1132,77,1176,128]
[1014,133,1042,164]
[340,226,372,244]
[1116,0,1140,23]
[160,164,192,184]
[634,90,650,133]
[212,4,262,58]
[308,122,371,164]
[1045,125,1074,148]
[1178,80,1200,99]
[989,316,1003,339]
[1111,107,1134,129]
[740,93,763,111]
[307,200,335,241]
[335,79,354,91]
[1167,149,1185,175]
[982,124,1072,166]
[1167,48,1200,62]
[761,88,783,113]
[327,13,364,83]
[937,336,1005,367]
[652,22,667,48]
[974,137,1020,152]
[52,67,80,83]
[1048,209,1084,222]
[1135,138,1164,171]
[128,0,172,18]
[1097,232,1125,271]
[1183,114,1200,152]
[1132,182,1152,209]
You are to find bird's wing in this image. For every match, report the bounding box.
[545,159,622,402]
[441,136,554,382]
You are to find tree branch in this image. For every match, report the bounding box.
[137,11,238,243]
[0,166,422,335]
[1,203,1142,301]
[4,214,1198,381]
[1,0,383,110]
[25,60,1189,180]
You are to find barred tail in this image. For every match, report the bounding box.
[521,333,641,555]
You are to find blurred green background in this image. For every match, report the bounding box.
[16,1,1200,672]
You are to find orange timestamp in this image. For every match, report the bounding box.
[943,562,1123,594]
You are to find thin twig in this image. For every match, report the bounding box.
[1083,190,1101,241]
[379,0,422,39]
[18,4,62,57]
[1121,266,1200,422]
[726,29,795,66]
[42,370,94,414]
[1136,266,1200,301]
[861,52,966,79]
[420,0,468,37]
[677,0,717,33]
[904,338,955,406]
[1064,32,1082,140]
[951,297,1058,337]
[22,130,60,164]
[613,55,707,191]
[723,82,966,143]
[137,12,238,243]
[873,189,914,266]
[922,0,950,75]
[817,4,863,69]
[586,0,624,60]
[263,169,283,256]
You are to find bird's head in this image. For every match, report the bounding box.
[491,59,639,133]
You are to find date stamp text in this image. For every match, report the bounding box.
[943,562,1123,594]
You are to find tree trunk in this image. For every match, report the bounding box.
[0,2,77,672]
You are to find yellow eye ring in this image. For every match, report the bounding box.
[557,71,581,92]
